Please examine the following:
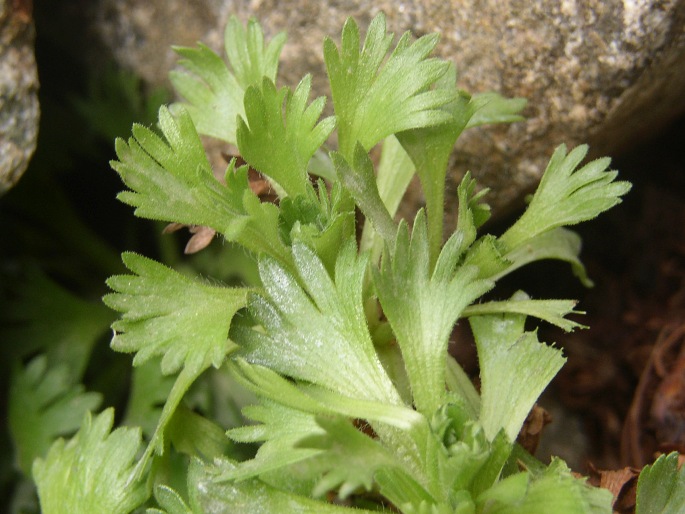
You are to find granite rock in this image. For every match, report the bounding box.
[85,0,685,218]
[0,0,39,194]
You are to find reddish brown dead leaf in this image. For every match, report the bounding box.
[222,151,279,201]
[517,403,552,455]
[183,225,217,254]
[587,464,639,514]
[162,223,217,254]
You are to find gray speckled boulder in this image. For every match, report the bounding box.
[0,0,39,194]
[88,0,685,217]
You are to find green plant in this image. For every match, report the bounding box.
[14,12,674,513]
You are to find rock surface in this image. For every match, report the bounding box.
[84,0,685,217]
[0,0,39,194]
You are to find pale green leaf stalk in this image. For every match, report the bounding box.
[122,359,175,439]
[397,67,525,267]
[332,144,397,244]
[359,134,416,261]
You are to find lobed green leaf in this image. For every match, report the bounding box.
[112,106,292,265]
[105,252,247,375]
[636,452,685,514]
[170,16,286,143]
[224,398,324,482]
[104,252,248,462]
[324,13,455,160]
[148,484,194,514]
[112,105,228,229]
[300,415,405,499]
[228,359,423,432]
[463,291,586,332]
[469,313,566,442]
[237,76,335,198]
[374,211,492,415]
[234,240,401,405]
[9,355,102,476]
[188,458,378,513]
[33,409,148,514]
[475,459,612,513]
[499,144,631,252]
[465,92,527,128]
[494,227,593,287]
